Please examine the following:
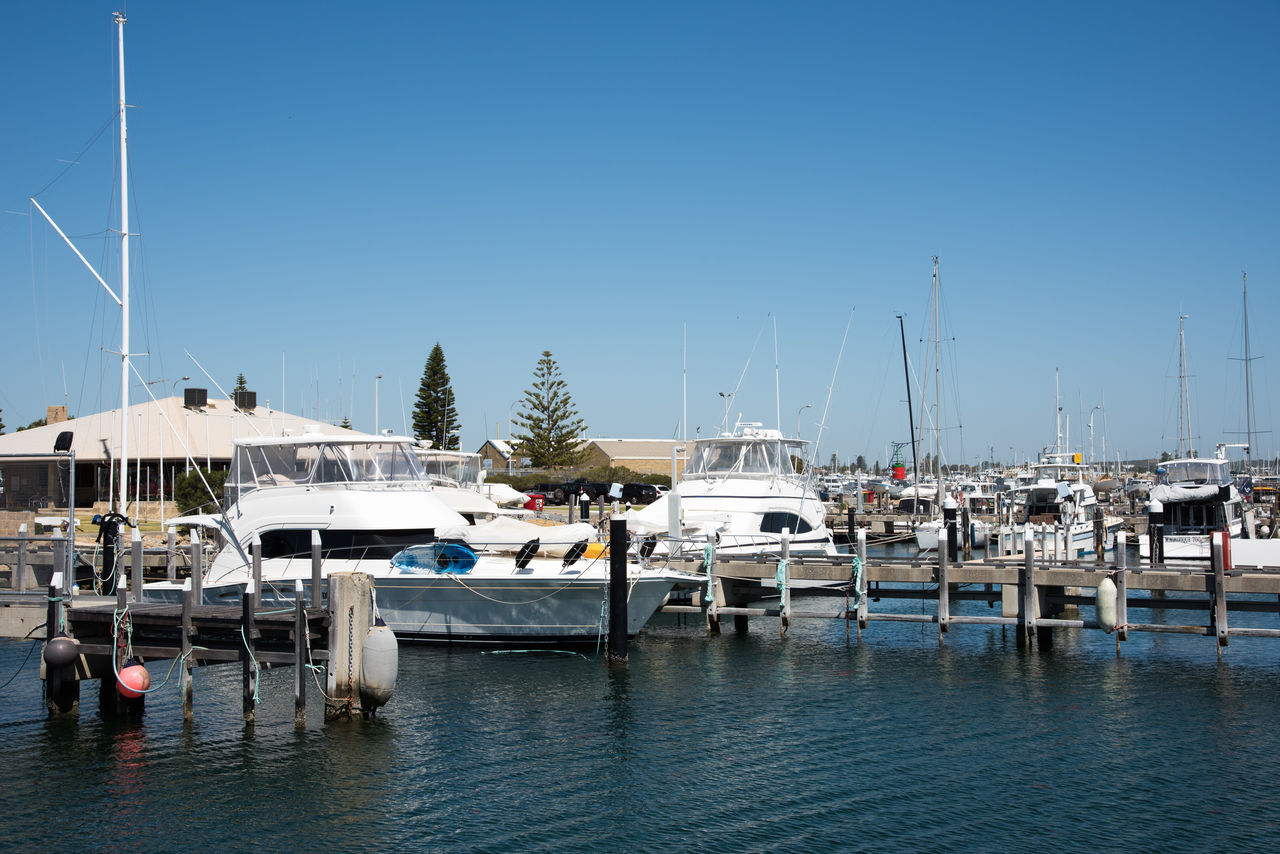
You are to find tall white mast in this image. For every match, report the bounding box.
[115,10,131,515]
[1178,313,1193,459]
[1242,272,1255,469]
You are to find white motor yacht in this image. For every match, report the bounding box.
[1138,447,1254,561]
[621,423,837,557]
[146,433,693,644]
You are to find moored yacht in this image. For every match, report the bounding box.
[621,423,837,557]
[1139,447,1253,560]
[145,433,693,644]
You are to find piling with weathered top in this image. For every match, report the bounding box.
[607,518,628,662]
[325,571,373,721]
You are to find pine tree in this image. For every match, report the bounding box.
[339,415,352,430]
[412,343,460,450]
[233,373,248,393]
[512,351,586,467]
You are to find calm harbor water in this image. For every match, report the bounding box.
[3,559,1279,851]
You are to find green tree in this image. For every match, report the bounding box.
[511,351,586,467]
[412,343,460,450]
[173,468,229,514]
[233,374,248,393]
[339,415,352,430]
[0,408,5,434]
[17,417,47,432]
[855,454,867,472]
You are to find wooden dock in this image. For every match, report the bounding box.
[658,530,1280,655]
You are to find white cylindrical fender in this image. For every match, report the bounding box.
[359,619,399,711]
[1096,576,1117,634]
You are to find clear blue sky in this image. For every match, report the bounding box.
[2,1,1276,470]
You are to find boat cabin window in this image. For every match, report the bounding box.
[259,528,436,561]
[760,512,813,535]
[230,440,429,496]
[685,439,803,479]
[1161,460,1230,486]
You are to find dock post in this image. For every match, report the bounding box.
[961,505,971,559]
[1115,532,1129,647]
[167,526,177,582]
[937,538,950,643]
[16,523,28,592]
[251,534,262,610]
[242,584,258,724]
[181,578,194,721]
[779,531,791,636]
[325,572,373,721]
[704,535,720,635]
[311,530,323,606]
[856,529,869,634]
[294,579,307,727]
[51,533,66,596]
[1018,539,1037,649]
[1148,498,1164,564]
[190,529,203,602]
[1211,536,1229,652]
[1093,516,1104,563]
[607,519,629,662]
[130,526,143,602]
[943,496,958,564]
[44,573,79,716]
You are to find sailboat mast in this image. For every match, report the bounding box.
[1243,272,1255,469]
[932,257,941,487]
[1178,314,1192,458]
[115,11,131,515]
[897,315,919,491]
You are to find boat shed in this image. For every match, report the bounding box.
[0,391,360,511]
[580,439,686,477]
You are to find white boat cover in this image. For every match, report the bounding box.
[1151,484,1221,503]
[480,482,531,507]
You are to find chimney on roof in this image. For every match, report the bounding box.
[46,405,68,425]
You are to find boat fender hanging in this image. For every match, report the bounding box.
[515,539,539,570]
[43,631,79,669]
[117,657,151,698]
[359,618,398,713]
[562,540,588,567]
[1096,576,1118,634]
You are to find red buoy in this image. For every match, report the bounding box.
[117,660,151,698]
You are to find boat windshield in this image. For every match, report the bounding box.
[419,451,481,486]
[1162,459,1230,486]
[230,440,428,495]
[684,438,804,479]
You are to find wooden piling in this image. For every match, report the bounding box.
[1019,541,1037,649]
[242,586,257,724]
[1212,537,1229,650]
[937,539,951,643]
[251,535,263,610]
[167,526,177,583]
[16,523,28,592]
[607,519,629,662]
[190,529,203,602]
[294,579,307,727]
[856,529,869,634]
[325,572,373,721]
[310,530,323,606]
[131,527,143,602]
[181,578,194,721]
[1116,531,1129,645]
[779,531,791,636]
[704,536,720,635]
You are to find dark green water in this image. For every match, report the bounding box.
[2,587,1279,852]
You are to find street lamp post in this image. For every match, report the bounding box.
[375,374,383,435]
[1088,404,1103,465]
[718,392,732,432]
[795,403,812,439]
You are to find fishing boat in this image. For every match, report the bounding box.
[146,433,694,644]
[620,422,837,557]
[1008,453,1124,557]
[1138,447,1254,560]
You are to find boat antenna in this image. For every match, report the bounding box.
[773,314,781,434]
[806,310,855,474]
[720,316,768,434]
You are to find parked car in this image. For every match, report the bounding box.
[620,483,660,505]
